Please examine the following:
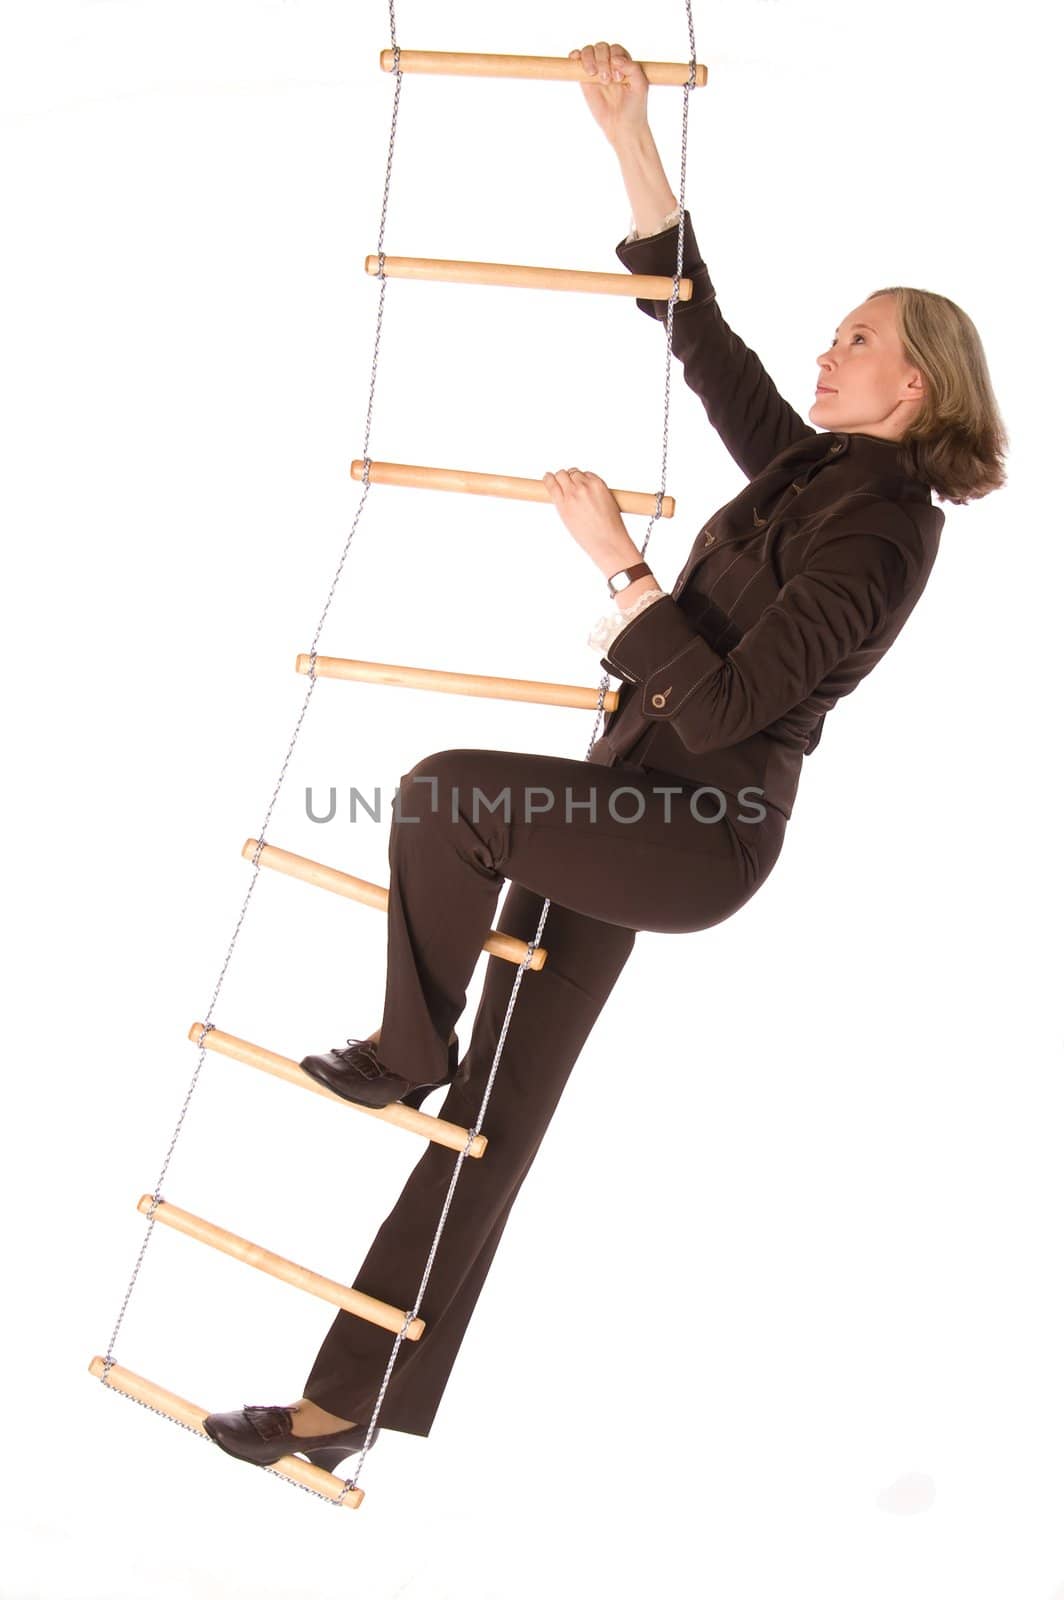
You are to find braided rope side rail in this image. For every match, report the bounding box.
[336,1,699,1502]
[93,0,699,1511]
[94,4,412,1512]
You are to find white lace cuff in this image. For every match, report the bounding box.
[587,588,667,653]
[624,204,684,244]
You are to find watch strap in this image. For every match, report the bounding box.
[607,561,653,597]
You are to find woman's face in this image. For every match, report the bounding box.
[809,293,925,440]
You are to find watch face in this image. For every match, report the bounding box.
[609,570,632,591]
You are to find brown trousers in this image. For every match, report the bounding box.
[301,746,787,1435]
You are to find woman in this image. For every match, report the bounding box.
[203,41,1007,1476]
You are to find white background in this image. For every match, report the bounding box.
[2,2,1060,1597]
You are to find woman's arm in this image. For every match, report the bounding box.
[570,42,816,479]
[599,517,909,754]
[611,122,681,240]
[616,211,817,481]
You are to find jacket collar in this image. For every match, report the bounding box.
[831,429,913,466]
[782,427,915,475]
[765,428,935,510]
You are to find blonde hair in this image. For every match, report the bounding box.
[865,285,1009,505]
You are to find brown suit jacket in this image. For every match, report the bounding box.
[586,211,945,820]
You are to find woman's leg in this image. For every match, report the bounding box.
[373,746,774,1086]
[301,880,636,1435]
[300,747,785,1435]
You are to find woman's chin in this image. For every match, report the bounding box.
[810,396,848,428]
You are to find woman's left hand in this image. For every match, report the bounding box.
[542,467,642,578]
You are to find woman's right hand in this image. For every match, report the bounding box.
[569,42,649,146]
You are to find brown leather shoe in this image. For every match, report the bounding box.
[203,1404,378,1473]
[299,1031,460,1110]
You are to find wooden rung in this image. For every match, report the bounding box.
[379,48,708,88]
[135,1194,425,1340]
[295,654,620,713]
[365,252,692,302]
[240,838,547,972]
[87,1356,364,1507]
[188,1022,488,1159]
[350,459,675,519]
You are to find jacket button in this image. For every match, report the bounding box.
[651,692,668,709]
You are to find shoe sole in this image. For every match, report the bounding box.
[203,1415,375,1469]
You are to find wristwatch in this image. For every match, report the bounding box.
[607,561,653,597]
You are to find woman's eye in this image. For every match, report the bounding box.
[829,334,864,346]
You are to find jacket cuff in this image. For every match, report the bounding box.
[600,595,725,722]
[614,209,715,322]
